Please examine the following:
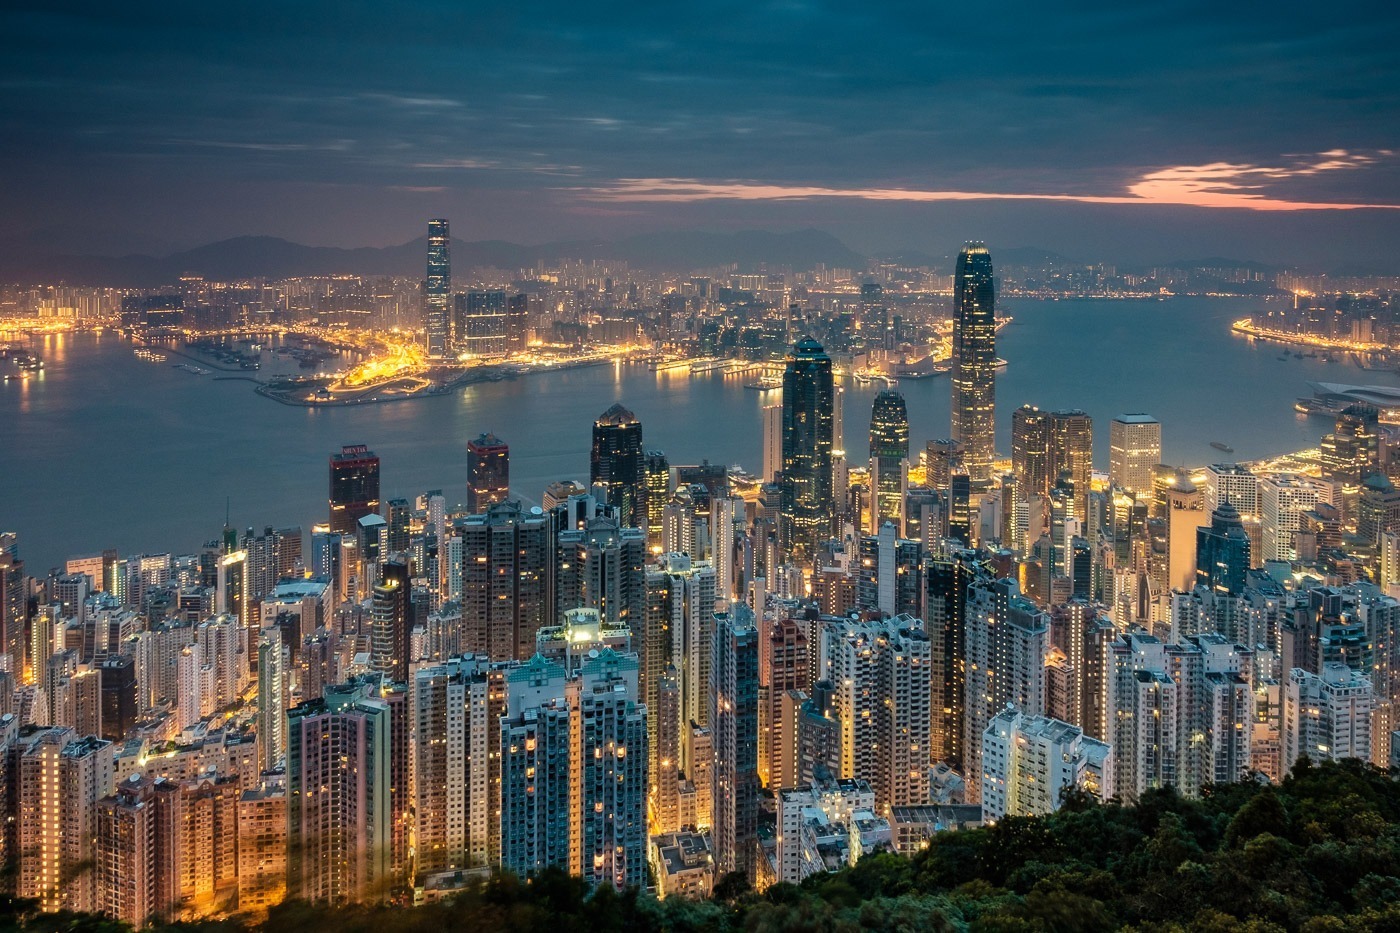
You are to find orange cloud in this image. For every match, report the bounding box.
[573,151,1399,211]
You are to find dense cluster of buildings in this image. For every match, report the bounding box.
[3,241,1400,924]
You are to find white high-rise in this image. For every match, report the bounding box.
[981,708,1113,822]
[1282,663,1374,774]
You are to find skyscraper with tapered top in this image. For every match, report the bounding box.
[425,218,450,359]
[951,243,996,484]
[591,403,645,529]
[781,338,834,558]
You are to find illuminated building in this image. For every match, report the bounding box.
[459,501,555,661]
[2,533,28,678]
[1261,474,1326,562]
[824,614,932,811]
[1282,663,1373,774]
[1011,404,1051,501]
[1196,503,1252,596]
[951,243,996,484]
[644,553,717,777]
[856,522,923,618]
[237,778,288,916]
[556,515,647,634]
[868,390,909,533]
[924,549,984,768]
[762,404,782,484]
[466,432,510,514]
[1204,463,1260,519]
[759,617,809,789]
[256,636,288,771]
[1049,410,1093,523]
[643,450,670,548]
[1108,414,1161,495]
[981,709,1112,821]
[18,728,115,913]
[591,403,646,529]
[1320,404,1381,488]
[711,604,759,879]
[962,579,1048,803]
[1358,475,1400,547]
[453,290,510,357]
[425,218,450,359]
[328,445,381,536]
[781,338,835,558]
[286,679,396,904]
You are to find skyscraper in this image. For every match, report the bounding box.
[868,389,909,533]
[1109,414,1161,495]
[459,501,555,661]
[329,445,381,536]
[466,432,510,513]
[781,338,835,558]
[1049,409,1093,523]
[1196,502,1252,596]
[1011,404,1052,500]
[425,218,450,359]
[950,243,996,484]
[453,290,511,357]
[591,403,645,529]
[711,604,759,879]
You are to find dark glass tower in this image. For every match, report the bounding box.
[781,338,834,558]
[425,218,450,359]
[1196,502,1251,596]
[466,432,510,513]
[591,403,645,529]
[329,445,381,536]
[868,389,909,533]
[951,242,996,484]
[453,290,510,357]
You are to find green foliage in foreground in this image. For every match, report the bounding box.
[10,759,1400,932]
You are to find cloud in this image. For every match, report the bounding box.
[571,151,1399,212]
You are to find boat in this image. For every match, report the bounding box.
[745,376,782,391]
[1210,442,1234,453]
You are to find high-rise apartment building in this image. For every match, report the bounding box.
[1109,414,1161,495]
[950,243,996,484]
[711,605,760,879]
[781,338,835,557]
[1282,662,1374,774]
[591,403,646,529]
[980,708,1113,822]
[17,729,115,913]
[466,432,510,513]
[425,219,450,358]
[1261,474,1326,562]
[459,501,555,661]
[329,445,381,536]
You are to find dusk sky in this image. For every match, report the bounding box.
[3,1,1399,267]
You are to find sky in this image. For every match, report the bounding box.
[2,1,1399,268]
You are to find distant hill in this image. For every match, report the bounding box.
[1,228,868,286]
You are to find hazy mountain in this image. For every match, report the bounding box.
[2,228,868,286]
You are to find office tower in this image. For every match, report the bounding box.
[499,649,649,890]
[781,338,835,558]
[711,605,760,879]
[1108,414,1161,495]
[644,450,670,547]
[591,403,646,529]
[1320,404,1381,488]
[459,501,555,661]
[1358,475,1400,546]
[507,293,530,350]
[329,445,381,536]
[465,432,510,514]
[856,522,924,618]
[1164,475,1202,594]
[760,618,809,789]
[453,290,510,357]
[924,549,983,767]
[1108,632,1253,800]
[2,534,27,678]
[286,680,395,903]
[1261,474,1326,562]
[762,404,783,484]
[556,514,647,634]
[1011,404,1051,500]
[825,615,932,811]
[1282,663,1374,774]
[962,579,1049,802]
[413,655,505,875]
[948,472,972,545]
[425,218,450,358]
[925,439,961,491]
[1050,410,1093,523]
[370,565,412,680]
[18,729,115,913]
[950,243,996,484]
[1197,503,1252,596]
[237,779,288,916]
[1205,463,1261,519]
[868,390,910,533]
[981,709,1113,821]
[98,655,137,740]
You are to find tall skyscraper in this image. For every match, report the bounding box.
[425,218,450,359]
[1011,404,1052,501]
[1109,414,1161,495]
[1196,503,1252,596]
[868,389,909,533]
[644,450,671,548]
[781,338,835,558]
[711,605,759,880]
[459,501,555,661]
[453,290,510,357]
[1049,409,1093,523]
[950,243,996,484]
[329,445,381,536]
[466,432,510,513]
[591,403,645,529]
